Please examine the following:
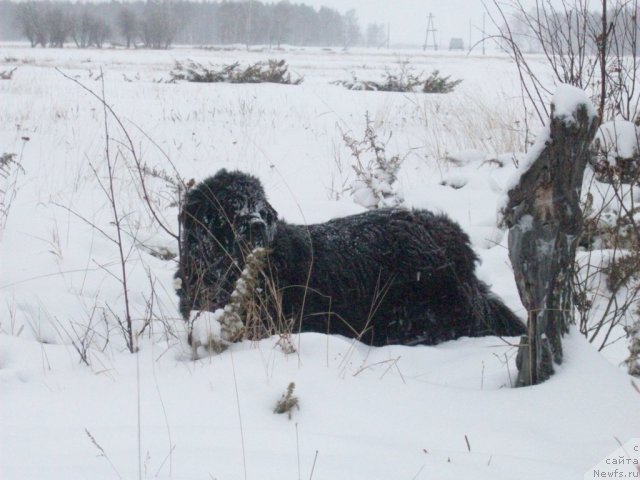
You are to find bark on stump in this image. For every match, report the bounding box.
[503,97,598,387]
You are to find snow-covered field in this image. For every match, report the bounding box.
[0,43,638,480]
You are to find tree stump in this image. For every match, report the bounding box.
[502,87,599,386]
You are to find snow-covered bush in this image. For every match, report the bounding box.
[575,119,640,375]
[170,59,303,85]
[342,116,404,210]
[422,69,463,94]
[590,119,640,184]
[333,63,461,94]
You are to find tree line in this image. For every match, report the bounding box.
[500,1,640,56]
[0,0,389,49]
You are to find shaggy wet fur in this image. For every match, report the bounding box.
[176,169,524,346]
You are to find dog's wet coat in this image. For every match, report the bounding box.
[176,169,525,346]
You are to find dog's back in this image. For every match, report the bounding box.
[266,208,524,345]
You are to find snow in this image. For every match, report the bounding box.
[593,119,640,163]
[350,182,380,209]
[586,436,640,477]
[0,44,638,480]
[446,148,488,166]
[189,309,226,352]
[520,122,552,173]
[552,83,597,123]
[0,330,637,480]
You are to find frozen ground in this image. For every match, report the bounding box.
[0,43,638,479]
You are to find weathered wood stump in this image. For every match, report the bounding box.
[502,87,599,386]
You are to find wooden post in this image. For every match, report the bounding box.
[503,87,599,386]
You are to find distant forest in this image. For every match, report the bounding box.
[0,0,389,49]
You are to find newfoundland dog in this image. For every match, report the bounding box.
[175,169,524,346]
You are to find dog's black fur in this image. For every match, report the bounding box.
[176,169,524,346]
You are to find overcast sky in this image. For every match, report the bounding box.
[301,0,534,47]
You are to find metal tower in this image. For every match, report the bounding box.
[423,13,438,51]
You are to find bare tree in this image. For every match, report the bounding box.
[342,9,361,49]
[268,0,291,48]
[118,7,137,48]
[365,23,386,48]
[16,2,47,47]
[318,6,344,46]
[71,9,93,48]
[71,9,111,48]
[243,0,254,48]
[46,5,72,48]
[9,0,363,49]
[89,17,110,48]
[0,1,22,40]
[140,1,179,49]
[489,0,640,123]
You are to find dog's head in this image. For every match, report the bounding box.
[176,169,278,318]
[181,169,278,251]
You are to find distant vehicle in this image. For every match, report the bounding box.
[449,38,464,50]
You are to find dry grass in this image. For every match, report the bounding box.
[413,91,530,163]
[273,382,299,419]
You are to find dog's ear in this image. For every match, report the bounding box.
[180,177,229,232]
[261,201,278,226]
[180,196,201,230]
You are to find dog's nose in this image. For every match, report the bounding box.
[249,218,268,247]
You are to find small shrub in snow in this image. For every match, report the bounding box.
[1,152,25,233]
[422,70,463,94]
[0,67,17,80]
[188,310,229,355]
[170,59,303,85]
[342,115,404,210]
[275,335,297,354]
[273,382,299,419]
[1,153,19,176]
[333,64,461,94]
[335,69,423,92]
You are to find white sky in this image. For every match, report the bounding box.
[301,0,533,47]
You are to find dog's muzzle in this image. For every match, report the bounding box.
[248,216,268,247]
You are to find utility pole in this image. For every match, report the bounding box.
[387,22,390,49]
[245,0,253,50]
[423,13,438,51]
[482,12,486,55]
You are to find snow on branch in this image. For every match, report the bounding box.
[342,114,405,210]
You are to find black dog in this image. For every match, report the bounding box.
[175,169,524,346]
